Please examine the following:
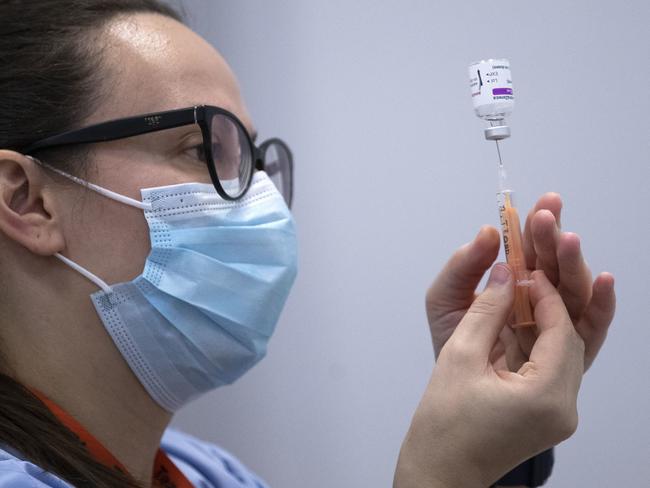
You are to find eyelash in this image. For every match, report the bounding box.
[184,143,206,162]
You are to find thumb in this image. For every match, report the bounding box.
[426,226,500,339]
[446,263,515,367]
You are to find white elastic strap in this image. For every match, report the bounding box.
[55,252,113,294]
[27,156,152,211]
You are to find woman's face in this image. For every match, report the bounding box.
[56,13,256,288]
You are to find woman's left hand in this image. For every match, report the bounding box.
[425,192,616,373]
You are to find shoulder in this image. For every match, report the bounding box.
[161,427,269,488]
[0,445,72,487]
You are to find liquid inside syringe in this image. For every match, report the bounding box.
[495,156,535,327]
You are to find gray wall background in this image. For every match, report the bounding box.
[170,1,650,486]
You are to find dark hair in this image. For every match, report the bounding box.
[0,1,183,486]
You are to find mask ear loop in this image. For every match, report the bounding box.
[54,253,113,294]
[25,155,153,294]
[26,156,152,211]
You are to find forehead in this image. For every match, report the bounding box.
[90,13,253,131]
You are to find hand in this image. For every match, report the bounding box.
[394,265,585,488]
[517,193,616,372]
[425,194,616,373]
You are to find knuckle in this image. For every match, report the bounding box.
[467,297,500,317]
[529,394,579,442]
[442,340,475,365]
[425,286,457,321]
[550,407,579,441]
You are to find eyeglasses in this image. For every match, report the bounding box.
[23,105,294,207]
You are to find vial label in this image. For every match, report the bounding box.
[468,59,515,119]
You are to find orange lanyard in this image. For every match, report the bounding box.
[28,387,193,488]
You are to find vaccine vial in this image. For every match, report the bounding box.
[468,59,514,141]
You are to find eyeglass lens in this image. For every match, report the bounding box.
[263,141,292,206]
[209,113,292,206]
[210,112,252,198]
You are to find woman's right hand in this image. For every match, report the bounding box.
[393,264,585,488]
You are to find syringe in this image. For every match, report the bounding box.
[495,147,535,327]
[469,59,535,328]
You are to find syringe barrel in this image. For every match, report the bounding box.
[496,190,536,328]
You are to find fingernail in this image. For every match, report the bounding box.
[487,264,511,287]
[566,232,581,250]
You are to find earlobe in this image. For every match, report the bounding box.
[0,150,65,256]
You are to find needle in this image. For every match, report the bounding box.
[495,140,503,166]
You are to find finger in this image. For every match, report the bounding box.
[426,226,500,356]
[523,193,562,269]
[521,270,584,383]
[514,325,536,358]
[531,210,560,285]
[500,325,528,371]
[575,272,616,372]
[489,338,508,370]
[446,263,514,367]
[556,232,593,321]
[426,225,500,322]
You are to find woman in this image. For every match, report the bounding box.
[0,1,616,487]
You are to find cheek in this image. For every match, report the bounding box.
[64,193,152,285]
[101,204,152,283]
[63,153,213,284]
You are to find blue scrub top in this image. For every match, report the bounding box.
[0,427,269,487]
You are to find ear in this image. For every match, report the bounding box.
[0,150,65,256]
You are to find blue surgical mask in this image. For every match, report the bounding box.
[30,157,298,412]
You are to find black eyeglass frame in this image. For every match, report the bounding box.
[23,105,293,205]
[257,137,294,208]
